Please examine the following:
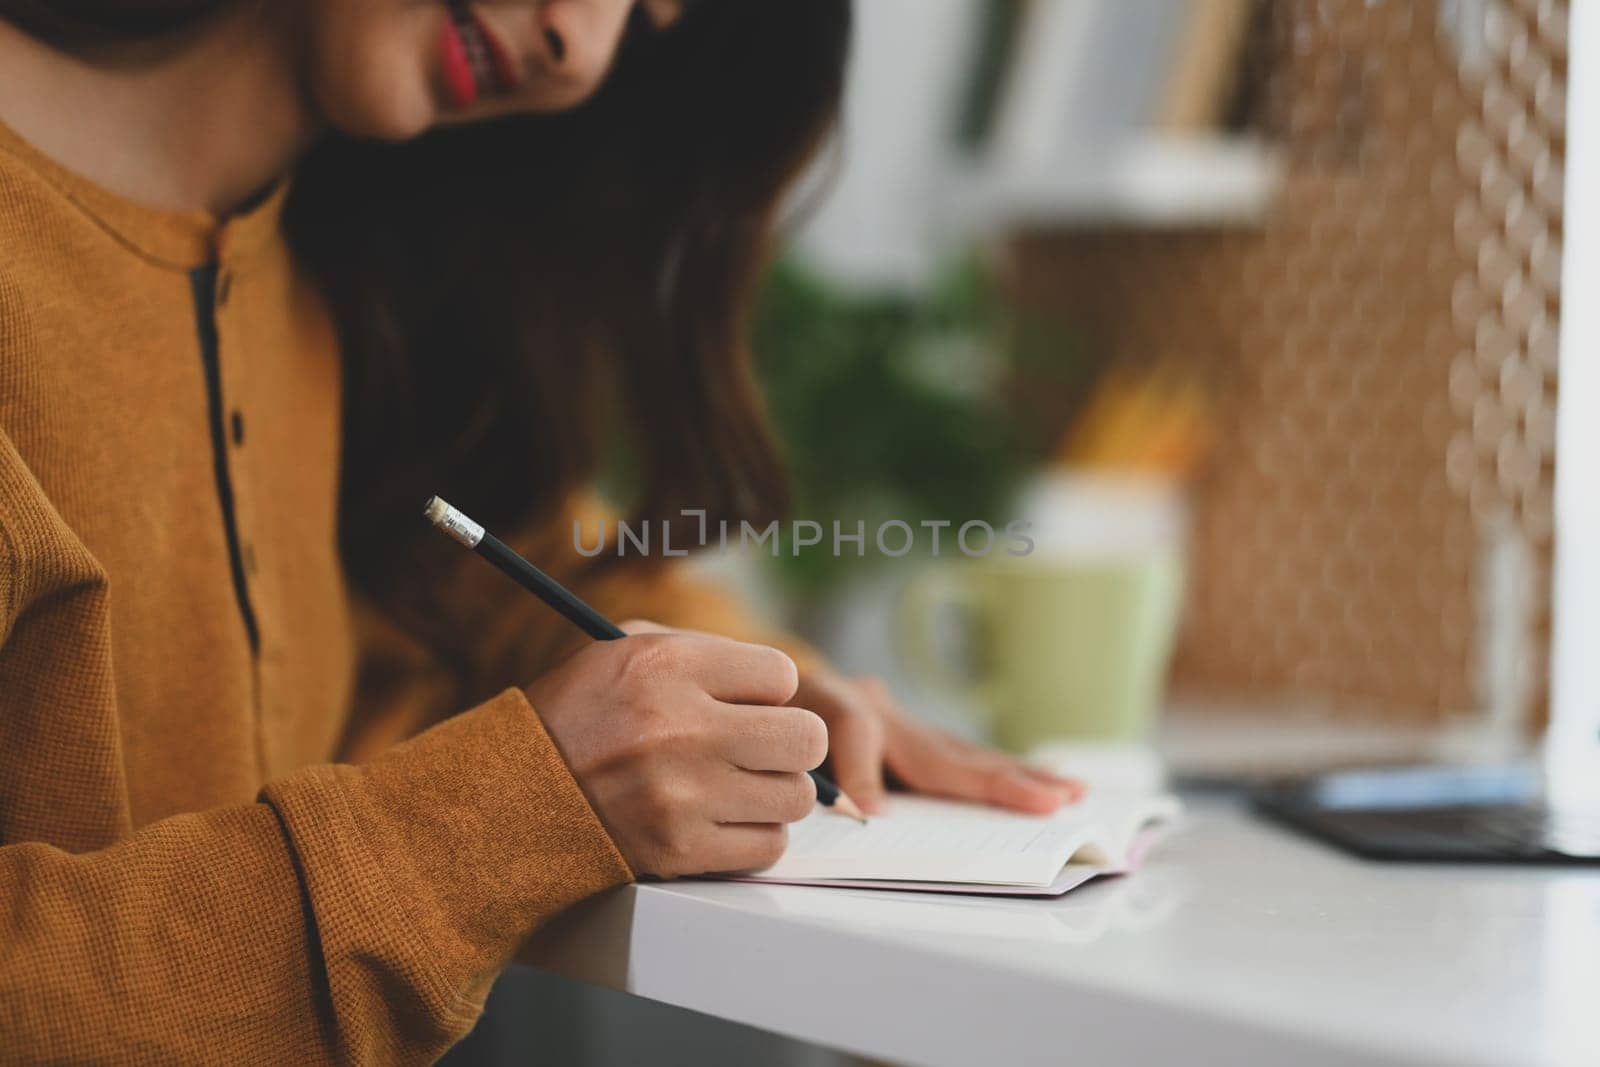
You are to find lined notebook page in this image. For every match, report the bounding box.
[748,792,1176,887]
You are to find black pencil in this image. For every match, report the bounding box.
[423,495,866,823]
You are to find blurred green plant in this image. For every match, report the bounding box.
[752,256,1090,600]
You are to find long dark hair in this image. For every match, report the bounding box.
[0,0,224,44]
[4,0,851,603]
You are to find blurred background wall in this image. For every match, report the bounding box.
[1005,0,1566,727]
[766,0,1568,758]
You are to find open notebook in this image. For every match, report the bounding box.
[730,791,1182,897]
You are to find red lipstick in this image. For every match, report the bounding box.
[439,3,521,109]
[439,14,477,108]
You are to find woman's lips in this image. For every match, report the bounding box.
[439,14,478,108]
[439,3,523,110]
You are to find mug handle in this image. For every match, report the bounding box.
[897,565,994,712]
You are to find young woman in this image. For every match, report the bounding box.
[0,1,1081,1062]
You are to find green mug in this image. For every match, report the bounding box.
[899,553,1184,753]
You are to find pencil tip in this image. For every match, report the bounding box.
[832,793,869,824]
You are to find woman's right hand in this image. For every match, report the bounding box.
[525,621,827,879]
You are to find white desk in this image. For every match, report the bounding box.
[526,800,1600,1067]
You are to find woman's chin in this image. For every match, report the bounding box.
[314,74,441,143]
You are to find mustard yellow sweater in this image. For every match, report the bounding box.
[0,119,806,1064]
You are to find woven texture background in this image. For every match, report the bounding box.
[1006,0,1567,723]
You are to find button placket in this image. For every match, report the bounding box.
[214,264,254,576]
[195,256,260,659]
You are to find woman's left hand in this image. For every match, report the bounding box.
[791,665,1085,816]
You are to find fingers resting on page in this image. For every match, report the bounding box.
[789,667,1086,816]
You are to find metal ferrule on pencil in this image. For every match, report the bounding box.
[423,495,485,549]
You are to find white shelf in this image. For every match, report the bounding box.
[942,136,1284,230]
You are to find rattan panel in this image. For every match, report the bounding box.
[1005,0,1566,724]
